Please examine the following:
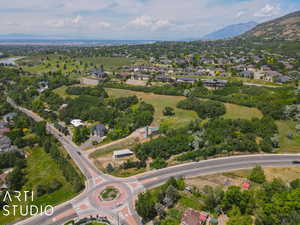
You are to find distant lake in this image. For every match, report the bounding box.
[0,57,24,65]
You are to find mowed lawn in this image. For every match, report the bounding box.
[106,88,263,127]
[19,55,133,75]
[53,85,77,99]
[277,120,300,153]
[0,147,77,224]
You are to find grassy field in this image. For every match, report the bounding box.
[223,167,300,183]
[277,120,300,153]
[53,86,263,126]
[106,88,263,127]
[0,147,78,224]
[18,55,133,76]
[53,85,77,99]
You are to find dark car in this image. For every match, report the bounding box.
[292,161,300,164]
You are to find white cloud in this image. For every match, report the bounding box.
[96,21,111,28]
[71,15,82,25]
[128,16,172,31]
[46,19,65,28]
[129,16,151,27]
[0,0,297,39]
[236,11,245,18]
[254,4,281,17]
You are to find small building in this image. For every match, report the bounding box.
[91,124,107,137]
[71,119,83,127]
[144,126,160,138]
[181,208,209,225]
[113,149,134,159]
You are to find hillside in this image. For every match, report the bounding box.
[201,21,257,40]
[244,10,300,41]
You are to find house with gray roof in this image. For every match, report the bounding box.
[0,135,18,153]
[91,124,107,137]
[90,65,107,79]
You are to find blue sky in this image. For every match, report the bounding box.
[0,0,300,40]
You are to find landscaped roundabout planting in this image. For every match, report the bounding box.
[99,186,120,201]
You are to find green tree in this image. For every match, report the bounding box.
[290,179,300,189]
[248,165,266,184]
[163,107,175,116]
[227,205,253,225]
[136,192,156,221]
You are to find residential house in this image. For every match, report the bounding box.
[115,73,130,80]
[154,74,174,83]
[91,124,107,137]
[240,71,254,79]
[176,77,198,84]
[275,75,292,84]
[246,65,256,72]
[181,208,209,225]
[261,65,271,72]
[263,71,282,82]
[0,135,18,153]
[202,79,227,89]
[90,66,107,79]
[234,65,247,73]
[132,74,151,81]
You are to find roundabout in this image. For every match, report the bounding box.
[99,186,120,201]
[89,182,132,209]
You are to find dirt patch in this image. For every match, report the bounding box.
[126,79,147,86]
[186,174,249,190]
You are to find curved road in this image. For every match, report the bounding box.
[7,98,300,225]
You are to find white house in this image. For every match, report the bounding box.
[71,119,83,127]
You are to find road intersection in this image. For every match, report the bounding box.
[7,97,300,225]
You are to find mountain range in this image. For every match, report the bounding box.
[244,10,300,41]
[201,21,258,40]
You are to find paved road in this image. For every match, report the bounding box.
[7,97,300,225]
